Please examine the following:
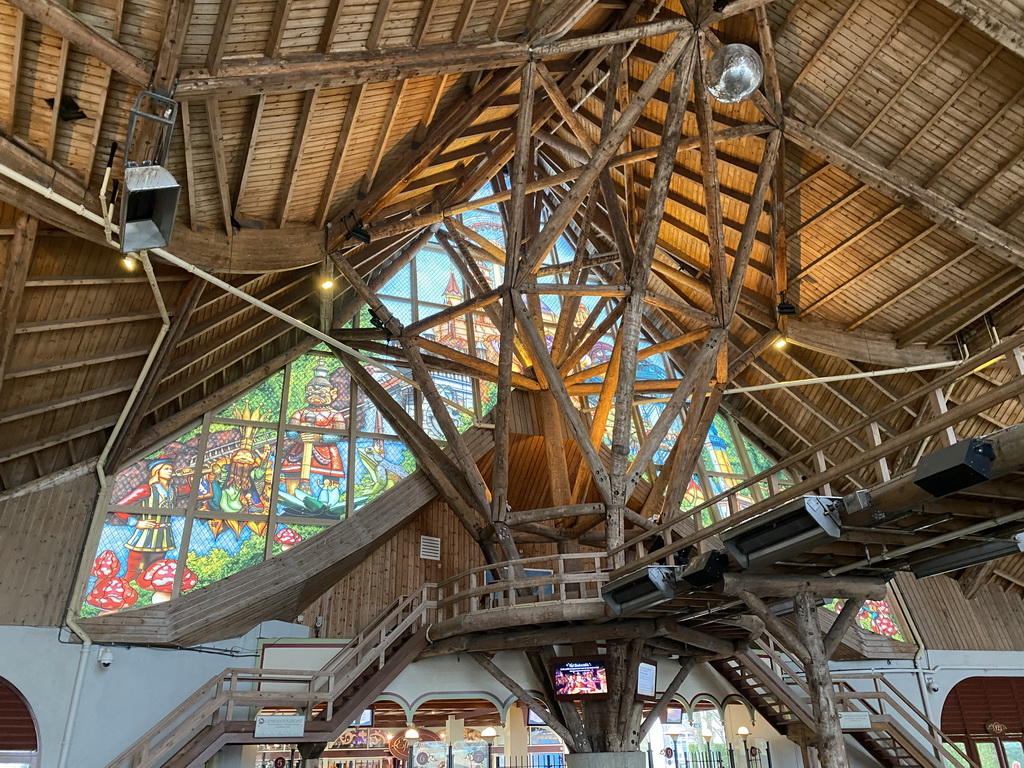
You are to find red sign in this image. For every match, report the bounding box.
[274,758,286,768]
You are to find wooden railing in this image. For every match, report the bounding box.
[434,552,610,622]
[612,333,1024,575]
[104,585,436,768]
[834,675,978,768]
[752,632,977,768]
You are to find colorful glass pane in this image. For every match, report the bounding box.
[352,438,415,509]
[825,598,905,641]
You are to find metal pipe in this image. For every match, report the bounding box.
[57,251,172,768]
[719,361,962,394]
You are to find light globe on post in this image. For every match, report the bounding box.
[706,44,764,103]
[404,725,420,768]
[737,726,751,768]
[480,726,498,768]
[701,726,714,761]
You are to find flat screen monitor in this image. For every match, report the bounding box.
[350,708,373,727]
[636,661,657,700]
[551,657,609,700]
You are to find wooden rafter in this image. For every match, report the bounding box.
[0,213,38,399]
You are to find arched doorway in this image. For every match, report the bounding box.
[0,678,38,768]
[942,677,1024,768]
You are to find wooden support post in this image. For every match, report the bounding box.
[639,658,697,740]
[823,598,864,658]
[470,653,578,748]
[928,388,957,447]
[794,591,849,768]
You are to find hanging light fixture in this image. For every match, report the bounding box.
[706,44,764,103]
[404,727,420,740]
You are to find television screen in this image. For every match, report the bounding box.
[350,708,373,727]
[636,661,657,700]
[552,658,609,699]
[664,707,683,724]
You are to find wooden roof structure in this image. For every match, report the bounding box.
[2,0,1024,617]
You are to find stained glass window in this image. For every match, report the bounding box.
[824,598,906,642]
[81,349,425,617]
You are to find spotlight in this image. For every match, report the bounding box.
[121,255,137,271]
[774,338,788,349]
[320,278,335,290]
[342,211,372,244]
[777,292,797,315]
[912,437,995,497]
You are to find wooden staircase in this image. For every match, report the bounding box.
[105,586,435,768]
[712,635,976,768]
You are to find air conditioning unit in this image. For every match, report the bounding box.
[910,535,1024,578]
[601,566,677,616]
[723,495,842,571]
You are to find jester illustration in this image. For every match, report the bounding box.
[280,358,347,494]
[116,457,179,582]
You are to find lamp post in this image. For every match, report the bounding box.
[736,727,750,768]
[481,726,498,768]
[701,727,713,768]
[405,726,420,768]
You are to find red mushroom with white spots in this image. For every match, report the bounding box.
[136,559,198,603]
[275,527,302,551]
[86,577,139,614]
[91,550,121,579]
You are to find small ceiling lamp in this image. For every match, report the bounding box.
[706,44,764,104]
[404,727,420,740]
[121,255,137,271]
[320,276,335,290]
[774,338,788,349]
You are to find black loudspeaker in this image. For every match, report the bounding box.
[913,438,995,497]
[678,550,728,590]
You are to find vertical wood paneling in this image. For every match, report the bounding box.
[0,464,98,626]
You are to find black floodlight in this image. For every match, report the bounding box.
[913,438,995,498]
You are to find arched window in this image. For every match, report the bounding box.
[0,678,38,768]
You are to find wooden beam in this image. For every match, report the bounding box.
[276,88,319,227]
[470,653,578,748]
[316,83,365,228]
[360,80,409,197]
[785,119,1024,270]
[927,0,1024,59]
[823,597,865,658]
[0,213,38,398]
[5,0,151,84]
[639,659,697,740]
[206,0,240,73]
[205,97,235,237]
[107,278,205,468]
[178,44,528,97]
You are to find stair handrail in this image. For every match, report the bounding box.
[105,583,437,768]
[752,631,976,768]
[833,674,978,768]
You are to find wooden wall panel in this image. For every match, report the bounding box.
[0,463,98,626]
[895,571,1024,652]
[301,495,487,638]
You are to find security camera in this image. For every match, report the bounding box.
[98,648,114,668]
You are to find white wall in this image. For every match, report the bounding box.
[0,621,308,768]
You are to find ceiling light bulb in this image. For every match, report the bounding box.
[405,727,420,740]
[774,338,788,349]
[121,255,136,271]
[320,278,334,290]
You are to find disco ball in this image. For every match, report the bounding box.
[706,44,764,104]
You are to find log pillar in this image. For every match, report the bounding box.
[794,591,848,768]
